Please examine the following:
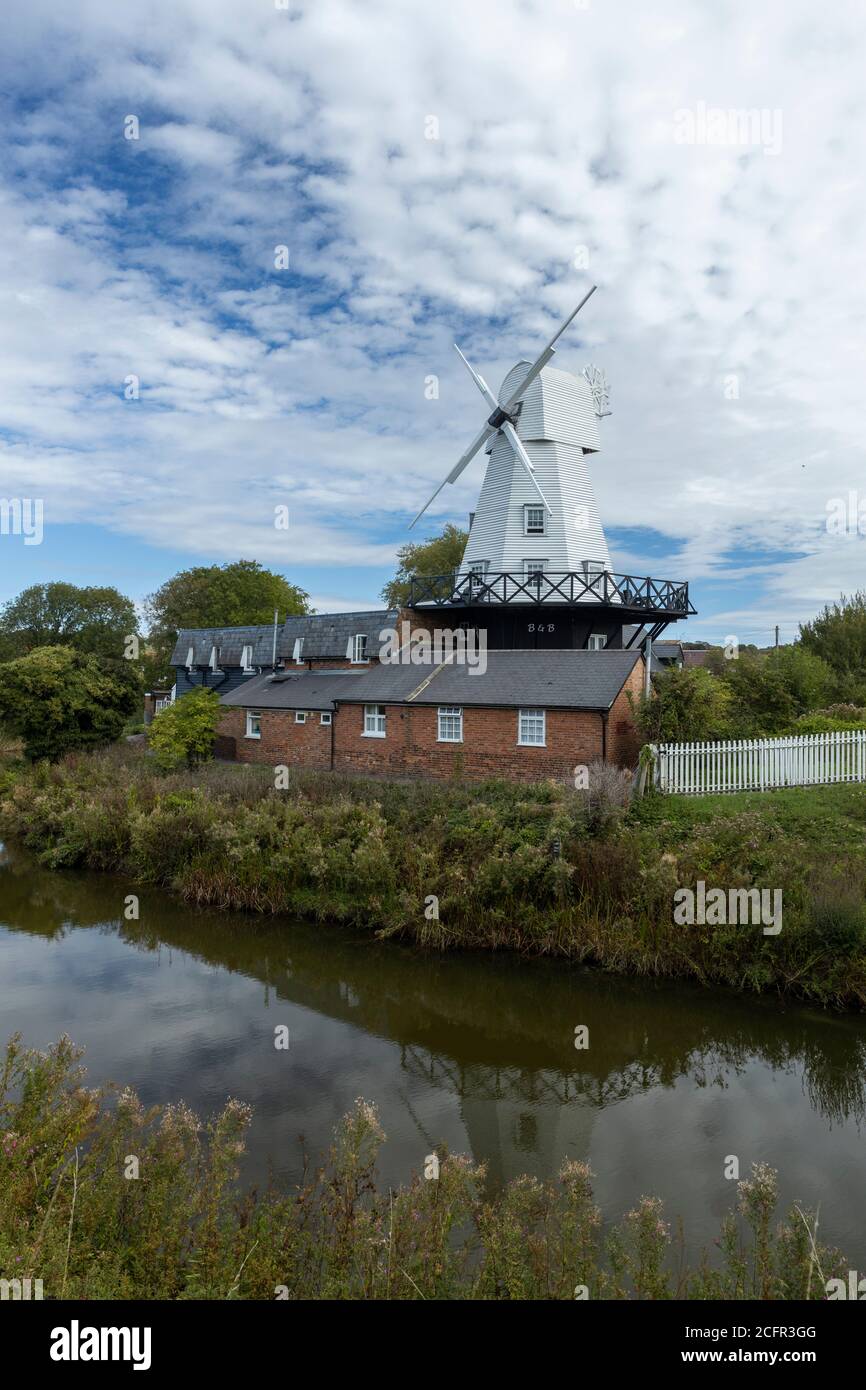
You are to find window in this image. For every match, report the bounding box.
[524,504,546,536]
[467,561,488,599]
[352,633,368,664]
[241,644,254,672]
[587,633,607,651]
[320,712,332,726]
[524,559,547,594]
[209,645,220,672]
[245,711,261,740]
[518,709,546,746]
[292,637,304,664]
[186,646,195,670]
[295,711,307,724]
[437,706,463,743]
[364,704,386,737]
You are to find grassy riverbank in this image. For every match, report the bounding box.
[0,1034,844,1300]
[2,746,866,1007]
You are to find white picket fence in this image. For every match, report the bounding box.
[652,730,866,795]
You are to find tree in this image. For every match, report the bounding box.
[381,524,468,607]
[144,560,311,686]
[764,644,834,714]
[721,655,796,736]
[0,582,137,662]
[632,665,733,743]
[0,646,140,761]
[147,687,224,770]
[799,592,866,696]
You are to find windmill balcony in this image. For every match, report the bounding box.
[408,569,695,619]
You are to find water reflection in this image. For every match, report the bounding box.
[2,847,866,1261]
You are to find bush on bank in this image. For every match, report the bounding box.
[1,746,866,1007]
[0,1035,845,1300]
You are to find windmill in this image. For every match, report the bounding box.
[410,285,612,581]
[409,286,598,529]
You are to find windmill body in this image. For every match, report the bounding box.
[462,360,610,579]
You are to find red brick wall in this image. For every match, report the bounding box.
[608,658,644,767]
[217,708,332,769]
[333,702,608,783]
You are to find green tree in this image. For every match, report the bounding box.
[799,592,866,697]
[721,654,796,736]
[144,560,311,686]
[381,524,468,607]
[0,646,140,761]
[147,687,224,770]
[764,644,834,714]
[0,582,137,662]
[632,665,733,743]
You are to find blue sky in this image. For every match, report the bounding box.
[1,0,864,645]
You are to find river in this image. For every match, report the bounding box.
[1,844,865,1266]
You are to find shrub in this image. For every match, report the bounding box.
[0,646,140,761]
[147,688,223,770]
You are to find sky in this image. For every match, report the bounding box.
[0,0,864,645]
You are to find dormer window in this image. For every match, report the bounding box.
[292,637,304,664]
[351,634,368,664]
[524,504,546,536]
[209,645,220,672]
[241,644,254,672]
[186,646,195,670]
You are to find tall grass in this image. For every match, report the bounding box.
[0,1035,844,1300]
[2,746,866,1005]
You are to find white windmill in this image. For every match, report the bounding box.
[410,286,613,586]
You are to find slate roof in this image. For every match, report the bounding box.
[327,649,643,711]
[170,625,279,668]
[278,610,398,660]
[171,610,399,668]
[220,669,368,711]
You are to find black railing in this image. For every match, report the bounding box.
[408,570,694,616]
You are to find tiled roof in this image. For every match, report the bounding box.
[220,669,368,711]
[171,610,399,668]
[328,648,643,711]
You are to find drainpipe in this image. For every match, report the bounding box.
[329,706,336,770]
[644,635,653,698]
[600,710,609,763]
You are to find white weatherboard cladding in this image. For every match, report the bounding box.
[463,362,610,576]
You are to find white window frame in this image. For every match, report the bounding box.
[523,559,548,576]
[363,704,386,738]
[295,711,307,725]
[245,710,262,740]
[351,633,369,664]
[437,706,463,743]
[518,708,546,747]
[241,644,254,673]
[467,560,488,599]
[320,712,332,726]
[186,646,195,670]
[524,504,546,536]
[587,633,607,651]
[209,645,221,672]
[292,637,304,664]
